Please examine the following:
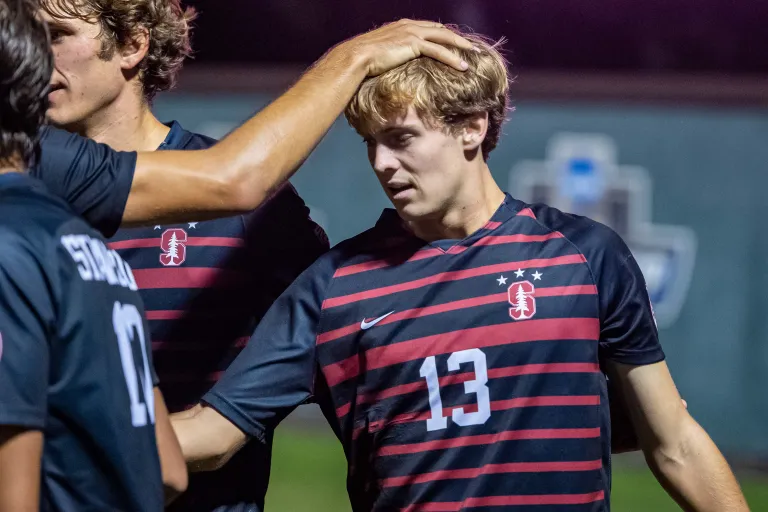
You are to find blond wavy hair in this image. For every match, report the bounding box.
[345,28,511,160]
[41,0,196,101]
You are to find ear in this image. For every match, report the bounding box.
[119,26,150,72]
[461,112,489,153]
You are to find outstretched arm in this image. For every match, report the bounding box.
[123,20,472,225]
[608,360,749,512]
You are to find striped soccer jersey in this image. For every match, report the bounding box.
[108,121,329,511]
[205,194,664,511]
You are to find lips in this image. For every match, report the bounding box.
[387,182,415,199]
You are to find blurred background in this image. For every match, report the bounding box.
[156,1,768,510]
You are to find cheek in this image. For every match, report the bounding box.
[54,40,99,80]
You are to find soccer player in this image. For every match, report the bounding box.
[0,1,186,510]
[38,1,329,509]
[171,31,749,511]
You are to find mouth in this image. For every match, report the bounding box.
[48,83,65,95]
[387,182,416,200]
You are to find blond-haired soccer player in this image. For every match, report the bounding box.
[176,30,746,511]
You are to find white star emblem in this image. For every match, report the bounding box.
[514,269,525,278]
[496,275,508,286]
[153,225,161,230]
[188,222,198,229]
[532,270,543,281]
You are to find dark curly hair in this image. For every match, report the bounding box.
[0,0,53,169]
[41,0,196,102]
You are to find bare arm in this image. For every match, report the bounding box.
[608,360,749,511]
[121,20,473,225]
[153,389,188,503]
[170,405,248,472]
[0,427,43,512]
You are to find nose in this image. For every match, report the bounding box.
[370,143,399,176]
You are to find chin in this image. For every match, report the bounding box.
[394,201,436,222]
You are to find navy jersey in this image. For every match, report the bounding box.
[0,173,162,512]
[107,122,329,512]
[31,126,137,238]
[205,195,664,512]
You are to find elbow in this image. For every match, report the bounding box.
[207,147,271,213]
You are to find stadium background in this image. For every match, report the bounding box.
[159,1,767,509]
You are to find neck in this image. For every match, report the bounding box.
[64,87,170,152]
[0,156,24,175]
[407,162,506,242]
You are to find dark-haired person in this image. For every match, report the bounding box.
[0,1,186,510]
[39,1,329,508]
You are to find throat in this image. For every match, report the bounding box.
[408,188,507,242]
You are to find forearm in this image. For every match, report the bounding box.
[124,47,366,225]
[170,404,248,472]
[646,417,748,512]
[0,428,42,512]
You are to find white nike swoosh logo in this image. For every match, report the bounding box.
[360,311,395,330]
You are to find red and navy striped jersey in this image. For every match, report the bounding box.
[108,122,329,511]
[205,194,664,511]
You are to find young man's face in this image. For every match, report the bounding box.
[40,7,127,128]
[365,106,469,222]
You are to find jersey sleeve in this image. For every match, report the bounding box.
[593,227,665,366]
[31,126,137,238]
[0,233,54,430]
[240,183,330,315]
[201,252,336,443]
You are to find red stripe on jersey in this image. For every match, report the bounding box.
[473,232,564,246]
[484,221,502,229]
[517,207,537,219]
[334,248,444,277]
[133,268,241,289]
[402,491,604,511]
[322,318,599,387]
[382,459,602,487]
[322,254,587,309]
[145,310,184,320]
[317,286,597,345]
[379,395,599,428]
[347,363,600,414]
[108,237,244,250]
[378,427,601,456]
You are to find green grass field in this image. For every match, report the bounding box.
[266,426,768,511]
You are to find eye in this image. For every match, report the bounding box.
[49,29,64,43]
[393,133,413,147]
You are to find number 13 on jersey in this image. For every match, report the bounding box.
[419,348,491,431]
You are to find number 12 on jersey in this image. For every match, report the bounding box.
[419,348,491,431]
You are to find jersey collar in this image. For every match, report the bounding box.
[157,121,194,150]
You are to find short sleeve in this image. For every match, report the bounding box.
[0,234,54,429]
[596,230,665,366]
[31,126,137,238]
[202,253,336,442]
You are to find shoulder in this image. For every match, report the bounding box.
[294,224,384,284]
[527,202,631,263]
[0,185,76,248]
